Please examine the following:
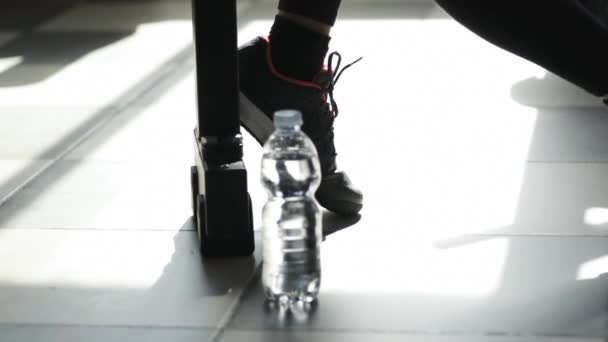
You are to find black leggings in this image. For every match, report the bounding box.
[435,0,608,96]
[281,0,608,97]
[278,0,342,26]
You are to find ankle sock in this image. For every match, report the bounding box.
[268,15,330,81]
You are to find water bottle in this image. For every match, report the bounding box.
[261,110,322,305]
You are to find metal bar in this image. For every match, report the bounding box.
[192,0,240,139]
[190,0,254,257]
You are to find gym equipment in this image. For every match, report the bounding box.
[190,0,255,257]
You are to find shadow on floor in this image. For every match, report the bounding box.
[0,2,192,86]
[510,72,603,109]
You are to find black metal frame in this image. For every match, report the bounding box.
[190,0,254,257]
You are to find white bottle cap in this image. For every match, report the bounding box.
[274,110,303,129]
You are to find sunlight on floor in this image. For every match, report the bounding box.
[323,236,509,297]
[584,207,608,227]
[237,15,547,298]
[0,229,179,289]
[0,56,22,74]
[577,254,608,280]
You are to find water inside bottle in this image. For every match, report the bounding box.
[261,127,322,305]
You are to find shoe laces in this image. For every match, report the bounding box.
[313,52,362,174]
[323,52,363,118]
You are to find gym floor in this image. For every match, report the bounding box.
[0,1,606,341]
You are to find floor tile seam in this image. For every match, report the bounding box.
[0,318,600,338]
[0,227,196,232]
[223,327,602,339]
[209,262,263,342]
[0,321,215,331]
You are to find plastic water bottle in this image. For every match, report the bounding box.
[261,110,322,305]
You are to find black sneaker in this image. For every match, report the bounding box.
[239,36,363,215]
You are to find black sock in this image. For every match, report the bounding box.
[269,15,330,81]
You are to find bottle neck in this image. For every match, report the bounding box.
[276,125,302,134]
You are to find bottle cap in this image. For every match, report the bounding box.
[274,110,303,129]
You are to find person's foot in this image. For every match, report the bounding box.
[239,36,363,215]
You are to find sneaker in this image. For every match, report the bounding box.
[239,36,363,215]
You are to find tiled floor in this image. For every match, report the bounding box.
[0,1,606,341]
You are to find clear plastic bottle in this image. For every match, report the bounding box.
[261,110,322,305]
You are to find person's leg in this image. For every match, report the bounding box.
[268,0,342,81]
[435,0,608,97]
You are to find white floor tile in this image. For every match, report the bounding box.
[64,75,196,163]
[0,107,101,159]
[0,160,192,230]
[351,162,608,239]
